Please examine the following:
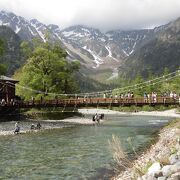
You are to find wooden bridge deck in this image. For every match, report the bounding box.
[0,97,179,109]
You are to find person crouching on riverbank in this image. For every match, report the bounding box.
[14,122,20,134]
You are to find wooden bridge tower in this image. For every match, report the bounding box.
[0,76,19,102]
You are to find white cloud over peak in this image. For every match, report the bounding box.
[0,0,180,31]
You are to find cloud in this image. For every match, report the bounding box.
[0,0,180,31]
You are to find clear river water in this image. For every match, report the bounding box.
[0,114,171,180]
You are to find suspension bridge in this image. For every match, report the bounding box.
[0,69,179,112]
[0,97,179,110]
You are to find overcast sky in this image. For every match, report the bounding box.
[0,0,180,31]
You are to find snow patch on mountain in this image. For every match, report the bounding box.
[107,68,118,81]
[15,25,21,33]
[122,49,129,56]
[37,29,46,42]
[98,37,106,42]
[55,33,62,41]
[83,46,104,68]
[129,41,136,55]
[62,30,75,37]
[30,23,46,42]
[81,28,90,33]
[105,46,119,62]
[28,26,36,36]
[2,22,10,26]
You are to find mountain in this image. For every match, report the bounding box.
[0,10,179,82]
[0,25,24,75]
[0,10,154,82]
[105,29,155,57]
[119,17,180,78]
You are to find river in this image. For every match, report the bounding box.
[0,114,171,179]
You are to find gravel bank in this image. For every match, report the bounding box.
[79,108,180,117]
[0,117,99,136]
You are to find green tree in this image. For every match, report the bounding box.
[132,73,144,96]
[170,67,180,93]
[0,64,7,75]
[0,38,7,75]
[16,42,80,100]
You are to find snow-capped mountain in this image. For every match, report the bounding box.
[0,11,61,43]
[106,29,155,56]
[61,25,114,68]
[0,10,161,81]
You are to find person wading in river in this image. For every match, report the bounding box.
[14,122,20,134]
[92,113,101,124]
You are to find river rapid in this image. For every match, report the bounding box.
[0,114,171,179]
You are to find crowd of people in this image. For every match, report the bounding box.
[0,98,19,106]
[102,90,180,103]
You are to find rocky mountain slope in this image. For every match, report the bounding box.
[119,18,180,78]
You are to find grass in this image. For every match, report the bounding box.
[108,135,131,173]
[108,135,145,177]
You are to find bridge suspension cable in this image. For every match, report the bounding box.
[1,69,180,97]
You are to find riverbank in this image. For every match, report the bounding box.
[0,116,100,136]
[1,108,179,136]
[112,119,180,180]
[37,117,99,125]
[78,108,180,118]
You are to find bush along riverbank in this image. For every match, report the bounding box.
[0,107,82,122]
[23,108,81,120]
[113,119,180,180]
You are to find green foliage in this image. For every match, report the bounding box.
[20,41,32,59]
[142,160,153,174]
[113,66,180,99]
[170,147,178,155]
[0,26,25,76]
[0,26,24,75]
[0,38,7,75]
[15,41,80,100]
[0,38,5,55]
[0,64,7,75]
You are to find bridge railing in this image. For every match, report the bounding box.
[0,96,179,108]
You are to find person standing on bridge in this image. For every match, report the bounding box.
[144,92,148,103]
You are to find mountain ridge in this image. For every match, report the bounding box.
[0,10,179,82]
[0,10,156,80]
[119,17,180,78]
